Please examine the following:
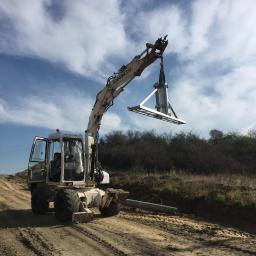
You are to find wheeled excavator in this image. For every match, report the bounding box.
[27,36,185,222]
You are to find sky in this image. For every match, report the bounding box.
[0,0,256,173]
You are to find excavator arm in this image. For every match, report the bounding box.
[86,36,168,179]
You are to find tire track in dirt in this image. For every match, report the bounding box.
[0,176,171,256]
[71,225,128,256]
[1,175,256,256]
[0,230,35,256]
[0,183,61,256]
[59,226,118,256]
[17,227,61,256]
[84,216,185,255]
[0,179,56,255]
[0,202,35,256]
[120,211,256,255]
[77,217,172,256]
[0,176,128,256]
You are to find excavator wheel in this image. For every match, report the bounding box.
[31,186,49,215]
[100,200,120,217]
[54,189,80,221]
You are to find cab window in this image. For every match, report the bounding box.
[31,140,46,162]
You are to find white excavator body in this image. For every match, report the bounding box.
[27,36,185,222]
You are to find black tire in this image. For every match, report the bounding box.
[54,189,80,221]
[100,201,120,217]
[31,186,49,215]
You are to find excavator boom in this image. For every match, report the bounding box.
[87,36,168,137]
[86,36,168,176]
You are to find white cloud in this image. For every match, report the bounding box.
[198,1,255,64]
[1,0,256,136]
[187,0,221,57]
[0,0,128,79]
[0,89,125,134]
[121,2,188,56]
[123,0,256,136]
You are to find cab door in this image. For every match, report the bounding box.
[28,137,48,182]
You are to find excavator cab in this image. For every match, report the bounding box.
[48,137,85,182]
[28,132,93,185]
[63,139,84,181]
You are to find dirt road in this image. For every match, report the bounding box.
[0,175,255,256]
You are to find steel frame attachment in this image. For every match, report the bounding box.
[128,59,186,125]
[128,88,185,124]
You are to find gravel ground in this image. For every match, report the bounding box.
[0,175,255,256]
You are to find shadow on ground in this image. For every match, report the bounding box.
[0,209,60,228]
[0,208,105,229]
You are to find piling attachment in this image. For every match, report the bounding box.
[128,57,185,125]
[124,199,178,214]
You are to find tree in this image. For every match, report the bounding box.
[209,129,223,142]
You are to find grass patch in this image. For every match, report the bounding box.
[110,171,256,225]
[111,171,256,207]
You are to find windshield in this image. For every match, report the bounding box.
[63,139,84,181]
